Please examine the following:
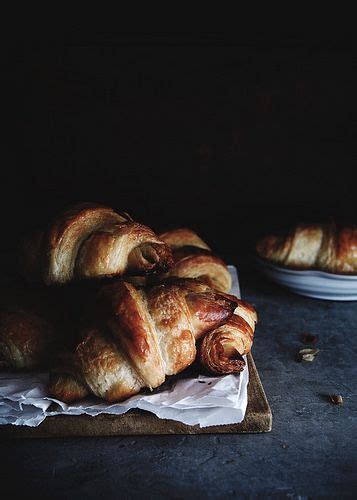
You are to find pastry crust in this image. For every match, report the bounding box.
[0,308,54,369]
[256,221,357,274]
[159,228,210,250]
[0,281,84,371]
[48,350,89,402]
[76,328,143,402]
[0,286,67,370]
[159,229,232,292]
[199,299,257,375]
[20,203,173,285]
[49,279,237,402]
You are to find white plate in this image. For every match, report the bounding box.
[254,257,357,301]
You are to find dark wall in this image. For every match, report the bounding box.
[7,35,356,259]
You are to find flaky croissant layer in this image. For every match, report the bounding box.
[0,286,73,370]
[20,203,173,285]
[256,221,357,274]
[0,309,54,369]
[199,299,258,375]
[48,278,239,403]
[158,228,232,292]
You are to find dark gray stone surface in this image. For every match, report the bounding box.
[1,259,356,499]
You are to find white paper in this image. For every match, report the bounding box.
[0,266,249,428]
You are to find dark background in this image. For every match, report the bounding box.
[3,34,357,498]
[7,33,356,261]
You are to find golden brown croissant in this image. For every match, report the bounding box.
[0,286,69,370]
[0,308,55,369]
[48,278,237,403]
[256,221,357,274]
[158,228,232,292]
[48,350,89,402]
[20,202,173,285]
[199,298,257,375]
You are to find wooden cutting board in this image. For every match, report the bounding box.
[0,353,271,437]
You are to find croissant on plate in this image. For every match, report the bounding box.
[158,228,232,293]
[256,221,357,274]
[48,278,239,403]
[20,202,173,285]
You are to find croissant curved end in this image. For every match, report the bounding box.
[76,223,174,279]
[199,303,257,375]
[199,326,249,375]
[48,373,89,403]
[200,331,247,375]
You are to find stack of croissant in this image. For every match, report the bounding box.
[0,203,257,403]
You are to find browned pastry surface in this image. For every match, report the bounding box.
[49,278,238,403]
[0,308,54,369]
[256,221,357,274]
[20,202,173,285]
[199,299,258,375]
[159,228,232,292]
[159,228,210,250]
[48,350,89,402]
[0,286,71,370]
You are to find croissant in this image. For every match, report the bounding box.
[0,308,55,369]
[199,298,258,375]
[0,286,70,370]
[20,202,173,285]
[48,350,89,402]
[256,221,357,274]
[48,278,238,403]
[158,228,232,292]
